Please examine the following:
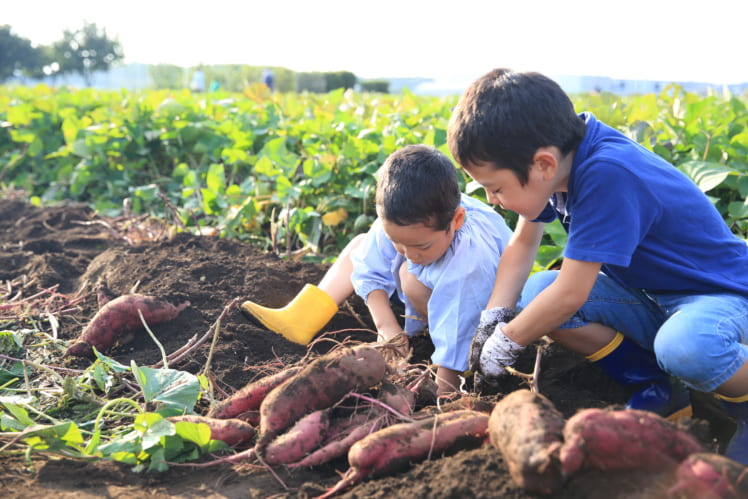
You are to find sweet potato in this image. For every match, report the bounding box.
[263,408,331,466]
[377,381,416,417]
[255,344,387,452]
[318,410,489,498]
[208,366,303,421]
[288,415,382,468]
[666,452,748,499]
[65,293,190,358]
[167,415,256,447]
[488,389,565,495]
[559,407,705,476]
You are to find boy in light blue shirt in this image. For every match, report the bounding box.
[242,144,513,395]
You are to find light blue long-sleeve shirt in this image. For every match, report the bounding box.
[350,194,513,371]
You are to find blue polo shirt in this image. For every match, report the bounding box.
[536,112,748,295]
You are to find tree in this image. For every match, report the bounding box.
[0,25,43,82]
[53,21,124,85]
[149,64,186,90]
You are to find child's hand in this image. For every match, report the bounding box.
[478,323,525,384]
[469,307,516,373]
[379,331,410,363]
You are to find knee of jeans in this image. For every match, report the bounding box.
[653,332,699,379]
[518,271,558,308]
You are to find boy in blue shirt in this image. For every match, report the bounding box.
[447,68,748,464]
[242,144,513,395]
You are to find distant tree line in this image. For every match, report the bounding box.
[153,65,390,94]
[0,22,123,85]
[1,23,391,93]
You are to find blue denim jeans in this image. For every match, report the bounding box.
[519,270,748,392]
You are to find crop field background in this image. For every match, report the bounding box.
[0,85,746,493]
[3,83,747,268]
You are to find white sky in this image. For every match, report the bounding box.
[5,0,748,84]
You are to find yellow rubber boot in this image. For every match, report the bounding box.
[241,284,338,345]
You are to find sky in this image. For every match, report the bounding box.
[4,0,748,85]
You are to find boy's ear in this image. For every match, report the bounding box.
[452,206,466,231]
[533,147,560,180]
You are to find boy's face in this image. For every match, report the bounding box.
[380,209,464,266]
[465,161,555,220]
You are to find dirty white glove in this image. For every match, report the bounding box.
[478,322,525,382]
[468,307,516,373]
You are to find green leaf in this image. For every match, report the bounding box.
[258,136,298,173]
[93,350,132,372]
[728,200,748,220]
[95,429,142,457]
[141,418,176,450]
[206,163,226,193]
[678,160,733,192]
[172,420,211,446]
[535,245,565,270]
[130,362,200,412]
[0,361,24,385]
[20,422,84,450]
[0,400,35,426]
[543,219,569,247]
[71,138,91,157]
[253,155,281,177]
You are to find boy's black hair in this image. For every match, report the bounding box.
[376,144,461,231]
[447,68,586,185]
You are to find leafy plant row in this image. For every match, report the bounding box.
[1,83,747,267]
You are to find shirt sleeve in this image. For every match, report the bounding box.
[566,162,656,267]
[350,219,401,301]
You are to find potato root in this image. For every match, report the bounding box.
[255,344,387,452]
[418,396,496,417]
[559,407,705,476]
[208,366,303,422]
[167,415,256,447]
[65,293,190,358]
[666,452,748,498]
[319,409,489,498]
[488,389,565,495]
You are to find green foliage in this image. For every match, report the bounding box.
[0,339,225,471]
[1,84,747,260]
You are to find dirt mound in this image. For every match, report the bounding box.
[0,198,731,498]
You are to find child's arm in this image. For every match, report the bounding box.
[504,257,601,346]
[365,288,406,341]
[435,366,462,396]
[479,258,602,382]
[485,217,545,309]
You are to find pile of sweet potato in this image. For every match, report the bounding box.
[182,341,493,497]
[486,389,748,497]
[170,337,747,498]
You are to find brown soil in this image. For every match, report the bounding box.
[0,197,734,498]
